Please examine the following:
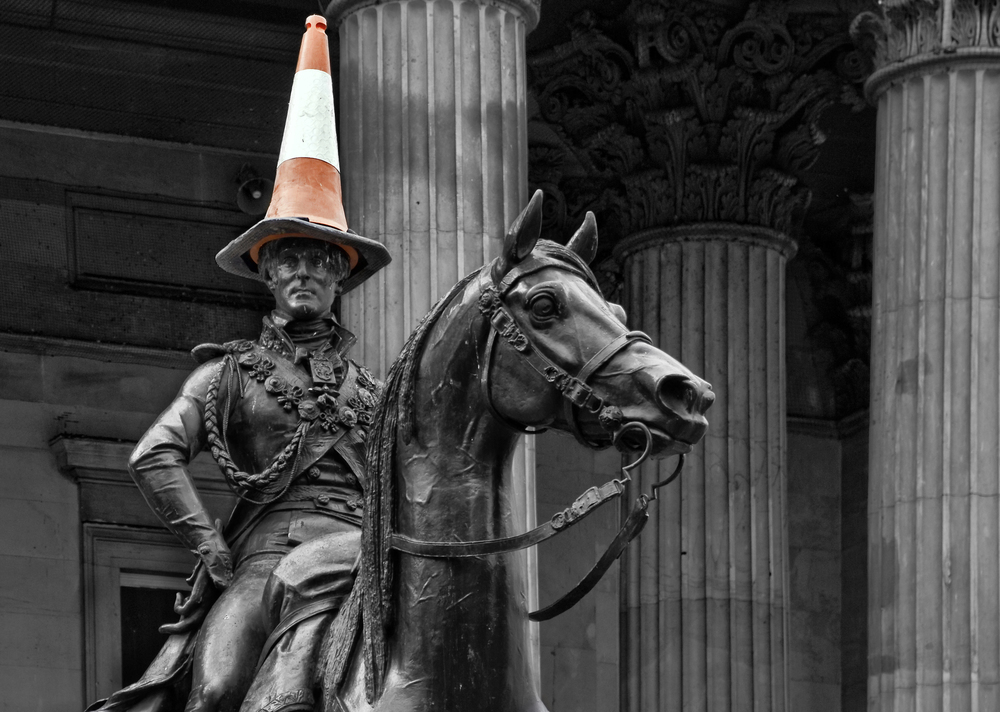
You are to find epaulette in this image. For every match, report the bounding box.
[191,339,256,364]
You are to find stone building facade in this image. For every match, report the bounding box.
[1,1,997,711]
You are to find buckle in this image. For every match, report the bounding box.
[491,309,529,352]
[562,378,594,407]
[550,482,623,530]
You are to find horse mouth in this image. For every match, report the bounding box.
[614,425,693,458]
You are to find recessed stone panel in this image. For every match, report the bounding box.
[67,192,270,307]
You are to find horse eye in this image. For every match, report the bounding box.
[530,295,558,319]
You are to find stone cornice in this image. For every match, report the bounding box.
[0,331,193,370]
[613,222,799,262]
[52,435,236,527]
[852,0,1000,99]
[51,435,224,491]
[324,0,541,31]
[1,0,300,62]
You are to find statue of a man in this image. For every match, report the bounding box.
[133,238,382,710]
[87,15,390,712]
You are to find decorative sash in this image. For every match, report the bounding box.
[206,338,380,504]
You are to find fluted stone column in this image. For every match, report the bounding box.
[523,4,862,710]
[615,225,794,712]
[855,2,1000,709]
[330,0,538,374]
[327,0,542,687]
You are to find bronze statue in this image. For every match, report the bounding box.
[88,14,714,712]
[87,16,393,711]
[88,190,713,712]
[88,228,391,712]
[235,191,714,712]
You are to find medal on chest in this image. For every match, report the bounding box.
[235,345,376,435]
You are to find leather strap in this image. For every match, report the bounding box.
[562,329,650,446]
[388,259,663,621]
[484,297,621,436]
[390,486,651,622]
[576,330,651,385]
[477,264,650,445]
[479,328,547,436]
[529,495,650,621]
[496,259,580,295]
[255,595,346,672]
[389,480,624,558]
[224,490,362,551]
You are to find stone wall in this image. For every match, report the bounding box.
[788,427,844,712]
[0,123,266,349]
[0,109,269,710]
[535,432,622,712]
[0,349,190,710]
[786,417,870,712]
[0,26,282,703]
[841,427,869,712]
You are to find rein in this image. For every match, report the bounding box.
[387,258,684,621]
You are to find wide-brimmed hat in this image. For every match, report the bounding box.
[216,15,390,293]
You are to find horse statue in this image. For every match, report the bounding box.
[238,191,714,712]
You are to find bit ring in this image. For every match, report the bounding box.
[614,421,653,483]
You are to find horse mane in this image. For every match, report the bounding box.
[321,240,596,704]
[322,268,482,703]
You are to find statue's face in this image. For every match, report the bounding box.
[262,239,345,320]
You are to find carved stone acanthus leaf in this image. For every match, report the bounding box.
[851,0,1000,80]
[527,1,864,250]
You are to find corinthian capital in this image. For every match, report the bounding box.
[527,1,865,249]
[852,0,1000,98]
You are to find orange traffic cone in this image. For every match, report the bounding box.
[216,15,389,293]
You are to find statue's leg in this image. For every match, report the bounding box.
[239,527,361,712]
[184,557,280,712]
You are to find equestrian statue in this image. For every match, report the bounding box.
[87,14,714,712]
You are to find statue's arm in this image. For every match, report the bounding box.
[128,360,233,588]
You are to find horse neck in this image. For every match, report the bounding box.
[395,277,519,540]
[386,279,537,704]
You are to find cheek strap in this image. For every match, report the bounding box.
[480,326,548,435]
[478,278,651,444]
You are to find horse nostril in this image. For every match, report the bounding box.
[699,389,715,415]
[657,374,696,414]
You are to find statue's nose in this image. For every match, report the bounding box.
[656,374,715,418]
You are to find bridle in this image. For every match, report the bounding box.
[477,255,651,446]
[387,255,687,621]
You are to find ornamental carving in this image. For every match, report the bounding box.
[795,190,873,418]
[852,0,1000,74]
[527,1,868,255]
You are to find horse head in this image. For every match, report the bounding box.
[482,190,714,457]
[324,191,715,712]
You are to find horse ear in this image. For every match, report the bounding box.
[566,211,598,264]
[495,190,543,278]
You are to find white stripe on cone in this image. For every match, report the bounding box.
[277,68,341,170]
